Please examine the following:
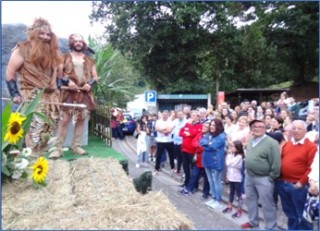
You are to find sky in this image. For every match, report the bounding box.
[1,1,106,40]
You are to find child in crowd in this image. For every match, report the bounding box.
[136,115,150,168]
[222,140,244,218]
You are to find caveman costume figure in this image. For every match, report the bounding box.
[49,33,99,158]
[6,17,63,153]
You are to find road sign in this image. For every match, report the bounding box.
[145,90,157,106]
[145,90,157,102]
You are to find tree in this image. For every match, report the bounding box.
[90,2,251,94]
[253,2,319,85]
[90,1,318,96]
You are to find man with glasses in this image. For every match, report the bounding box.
[241,119,281,230]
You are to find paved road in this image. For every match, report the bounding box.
[112,135,288,230]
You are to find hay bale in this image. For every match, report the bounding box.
[2,158,194,229]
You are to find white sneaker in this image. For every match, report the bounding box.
[205,199,216,206]
[135,163,140,168]
[210,201,223,209]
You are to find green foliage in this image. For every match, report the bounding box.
[90,2,318,95]
[88,37,145,108]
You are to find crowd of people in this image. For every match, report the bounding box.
[132,94,319,230]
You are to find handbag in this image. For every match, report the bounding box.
[303,193,319,223]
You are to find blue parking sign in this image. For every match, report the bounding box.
[145,90,157,103]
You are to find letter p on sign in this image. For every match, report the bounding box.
[145,91,157,105]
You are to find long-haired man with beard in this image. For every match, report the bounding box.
[49,33,98,158]
[6,17,63,153]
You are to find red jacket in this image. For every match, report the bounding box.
[179,122,202,154]
[192,132,205,168]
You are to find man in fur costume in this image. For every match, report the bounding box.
[6,17,63,153]
[49,33,98,158]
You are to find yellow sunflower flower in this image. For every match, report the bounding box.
[30,157,49,184]
[4,112,26,144]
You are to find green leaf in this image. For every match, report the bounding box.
[21,171,28,179]
[32,112,51,124]
[32,180,39,189]
[2,166,11,176]
[19,90,44,116]
[40,180,47,187]
[1,101,12,142]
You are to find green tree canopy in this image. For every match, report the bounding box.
[90,1,318,95]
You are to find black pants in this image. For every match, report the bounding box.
[173,144,183,173]
[182,151,194,186]
[155,142,174,171]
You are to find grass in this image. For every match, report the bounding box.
[45,135,126,161]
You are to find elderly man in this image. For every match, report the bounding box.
[277,120,317,230]
[49,33,99,158]
[6,18,63,153]
[241,119,281,230]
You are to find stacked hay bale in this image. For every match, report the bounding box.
[2,158,194,229]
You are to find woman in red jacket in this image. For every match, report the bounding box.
[179,110,202,188]
[179,121,210,199]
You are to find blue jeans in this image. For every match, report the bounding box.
[277,180,313,230]
[187,166,209,196]
[137,151,149,164]
[205,168,222,201]
[241,161,245,194]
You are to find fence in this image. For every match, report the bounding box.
[90,106,112,146]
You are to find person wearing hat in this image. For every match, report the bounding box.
[6,17,63,153]
[49,33,98,158]
[241,119,281,230]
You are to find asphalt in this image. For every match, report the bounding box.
[112,135,288,230]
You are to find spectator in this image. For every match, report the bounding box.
[277,120,317,230]
[183,106,191,119]
[241,119,280,230]
[179,122,210,199]
[264,114,274,132]
[198,107,209,124]
[200,118,226,210]
[287,97,300,119]
[269,116,284,133]
[154,110,175,175]
[222,140,245,219]
[255,106,265,120]
[172,110,187,174]
[179,111,202,187]
[231,110,239,124]
[147,113,157,162]
[136,115,150,168]
[224,115,236,139]
[306,148,319,230]
[228,116,250,147]
[283,123,293,142]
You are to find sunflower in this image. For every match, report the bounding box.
[30,157,49,184]
[4,112,26,144]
